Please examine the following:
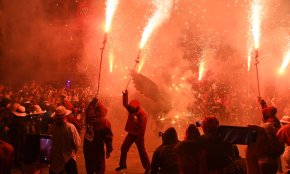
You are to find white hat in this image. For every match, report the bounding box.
[12,105,27,117]
[30,105,46,115]
[51,105,71,118]
[280,116,290,124]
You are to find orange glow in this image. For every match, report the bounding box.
[251,0,262,49]
[105,0,119,32]
[279,51,290,75]
[109,52,114,72]
[139,0,174,49]
[137,58,145,73]
[247,49,252,71]
[198,60,205,81]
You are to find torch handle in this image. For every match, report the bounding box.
[96,33,108,97]
[124,50,142,90]
[254,49,261,98]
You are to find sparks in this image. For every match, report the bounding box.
[109,52,114,72]
[279,51,290,75]
[247,48,252,71]
[105,0,119,32]
[198,60,205,81]
[251,0,262,50]
[139,0,174,49]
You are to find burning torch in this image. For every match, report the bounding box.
[124,0,174,90]
[96,0,119,97]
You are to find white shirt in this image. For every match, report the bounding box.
[48,122,81,173]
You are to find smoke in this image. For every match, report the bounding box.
[0,0,289,124]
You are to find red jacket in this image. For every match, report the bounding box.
[123,92,147,136]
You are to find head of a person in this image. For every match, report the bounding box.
[280,116,290,126]
[185,124,200,141]
[201,116,219,134]
[162,127,178,145]
[262,106,277,123]
[52,105,71,125]
[128,99,140,114]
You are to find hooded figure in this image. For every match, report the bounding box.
[262,107,280,130]
[151,127,179,174]
[116,90,151,174]
[83,98,113,174]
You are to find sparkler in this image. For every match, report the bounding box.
[273,51,290,99]
[125,0,173,89]
[198,61,205,81]
[279,51,290,75]
[250,0,262,97]
[109,51,114,73]
[97,0,119,97]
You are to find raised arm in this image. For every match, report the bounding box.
[122,90,130,111]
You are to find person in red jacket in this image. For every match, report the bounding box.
[115,90,150,174]
[83,98,113,174]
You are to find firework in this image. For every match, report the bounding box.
[105,0,119,33]
[198,61,205,81]
[279,51,290,75]
[139,0,174,49]
[109,51,114,73]
[251,0,262,50]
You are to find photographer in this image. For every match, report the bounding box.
[151,127,180,174]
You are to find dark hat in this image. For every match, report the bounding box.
[262,107,277,122]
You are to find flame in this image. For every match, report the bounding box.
[251,0,262,49]
[105,0,119,32]
[198,61,205,81]
[279,51,290,75]
[247,49,252,71]
[109,52,114,72]
[139,0,174,49]
[137,58,145,73]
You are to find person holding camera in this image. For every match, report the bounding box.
[115,90,150,174]
[151,127,180,174]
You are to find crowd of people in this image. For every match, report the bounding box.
[0,82,290,174]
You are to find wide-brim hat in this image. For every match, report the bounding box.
[51,105,72,118]
[30,105,46,115]
[12,105,28,117]
[280,116,290,124]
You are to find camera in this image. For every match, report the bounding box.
[39,134,52,164]
[23,134,52,165]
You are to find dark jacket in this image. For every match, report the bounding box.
[151,128,179,174]
[200,132,234,171]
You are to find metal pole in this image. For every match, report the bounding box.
[125,50,142,90]
[254,49,261,98]
[96,33,107,97]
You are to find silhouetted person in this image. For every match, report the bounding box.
[151,127,179,174]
